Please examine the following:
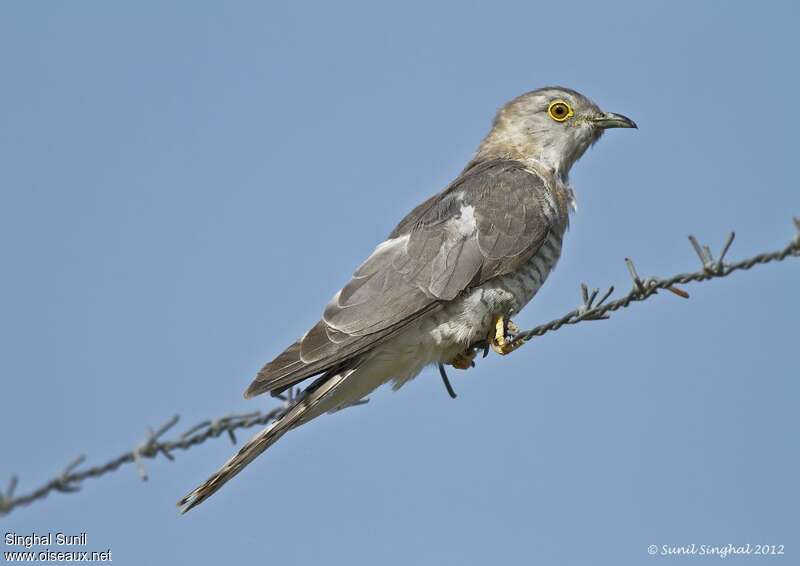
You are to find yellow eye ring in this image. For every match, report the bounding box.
[547,100,574,122]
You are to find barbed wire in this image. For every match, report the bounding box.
[2,220,798,517]
[513,222,800,343]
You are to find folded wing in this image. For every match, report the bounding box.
[245,159,554,398]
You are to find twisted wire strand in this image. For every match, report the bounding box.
[514,234,799,342]
[2,223,798,517]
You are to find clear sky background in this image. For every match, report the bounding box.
[1,1,797,564]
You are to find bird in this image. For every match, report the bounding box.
[178,86,636,513]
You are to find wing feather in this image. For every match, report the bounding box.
[245,159,558,398]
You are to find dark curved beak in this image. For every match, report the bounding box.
[592,112,637,129]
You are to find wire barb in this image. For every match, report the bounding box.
[1,220,798,516]
[0,475,19,515]
[689,232,736,275]
[793,217,800,251]
[512,221,798,345]
[5,476,18,499]
[718,232,736,265]
[576,282,612,320]
[54,456,86,493]
[624,257,645,294]
[133,415,180,481]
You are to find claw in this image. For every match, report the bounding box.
[468,339,491,358]
[448,349,477,370]
[489,315,524,355]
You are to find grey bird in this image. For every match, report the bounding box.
[178,86,636,513]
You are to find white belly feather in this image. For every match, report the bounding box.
[319,231,564,412]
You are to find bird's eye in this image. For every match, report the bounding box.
[547,100,574,122]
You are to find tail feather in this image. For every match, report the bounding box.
[178,372,349,514]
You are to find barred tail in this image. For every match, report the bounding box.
[178,372,349,514]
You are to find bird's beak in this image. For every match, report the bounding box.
[591,112,638,129]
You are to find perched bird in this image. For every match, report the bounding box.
[179,86,636,513]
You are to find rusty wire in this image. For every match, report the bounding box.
[1,219,798,517]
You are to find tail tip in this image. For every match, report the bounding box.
[176,491,201,515]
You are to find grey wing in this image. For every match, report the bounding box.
[245,160,553,398]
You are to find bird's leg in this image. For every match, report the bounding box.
[445,313,525,368]
[489,314,524,355]
[447,348,477,370]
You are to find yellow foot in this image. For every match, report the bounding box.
[447,349,477,370]
[490,315,524,355]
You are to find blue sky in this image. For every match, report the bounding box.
[1,1,797,564]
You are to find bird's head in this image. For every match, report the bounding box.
[475,86,636,178]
